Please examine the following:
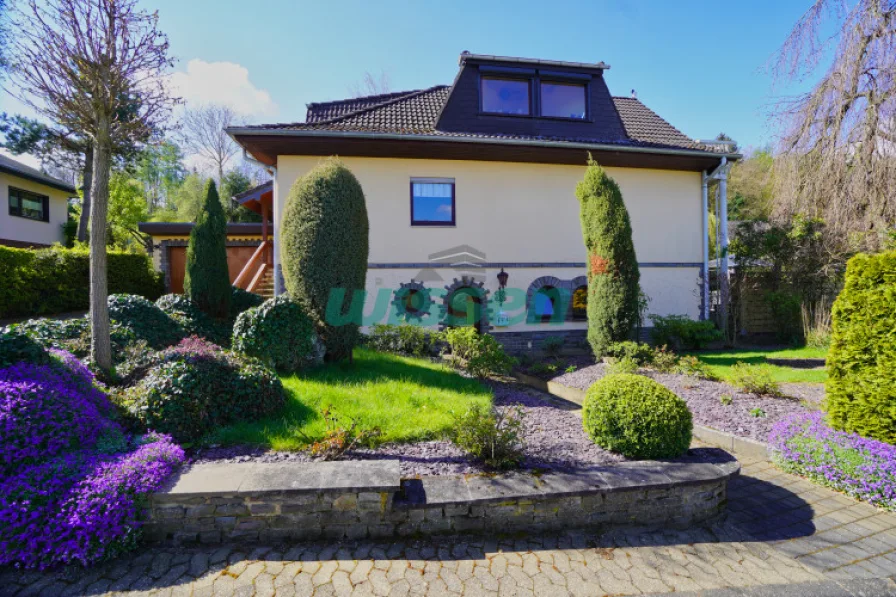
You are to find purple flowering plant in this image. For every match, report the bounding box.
[769,411,896,511]
[0,349,185,569]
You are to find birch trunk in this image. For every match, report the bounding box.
[90,126,112,371]
[77,143,94,243]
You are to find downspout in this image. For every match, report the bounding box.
[701,172,710,320]
[717,157,730,338]
[242,149,282,295]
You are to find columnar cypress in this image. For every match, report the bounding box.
[280,158,369,362]
[576,157,641,357]
[184,180,231,318]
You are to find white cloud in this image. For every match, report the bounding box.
[169,59,278,119]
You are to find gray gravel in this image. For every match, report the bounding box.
[554,359,821,442]
[191,378,625,476]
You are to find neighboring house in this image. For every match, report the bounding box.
[227,53,739,350]
[0,153,75,248]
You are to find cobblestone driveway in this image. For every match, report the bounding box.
[3,460,896,596]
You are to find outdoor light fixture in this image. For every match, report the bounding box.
[495,268,509,327]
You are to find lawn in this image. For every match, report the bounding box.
[689,346,829,384]
[209,348,492,450]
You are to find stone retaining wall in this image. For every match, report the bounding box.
[146,459,739,545]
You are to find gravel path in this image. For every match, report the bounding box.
[192,378,625,476]
[554,359,821,442]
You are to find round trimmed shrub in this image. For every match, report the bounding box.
[127,340,286,442]
[108,294,184,349]
[280,157,369,362]
[230,287,264,320]
[156,294,230,346]
[582,373,692,458]
[232,296,321,373]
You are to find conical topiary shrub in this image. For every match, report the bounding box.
[184,180,231,319]
[576,157,641,357]
[280,158,369,362]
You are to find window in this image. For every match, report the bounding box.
[9,187,50,222]
[532,286,561,323]
[540,82,586,119]
[411,179,455,226]
[480,77,530,115]
[570,285,587,321]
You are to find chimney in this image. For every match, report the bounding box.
[631,89,637,99]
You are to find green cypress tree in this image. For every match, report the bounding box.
[576,157,641,357]
[184,180,231,318]
[280,158,369,362]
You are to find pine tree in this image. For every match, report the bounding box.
[184,180,231,318]
[577,157,641,357]
[281,158,369,362]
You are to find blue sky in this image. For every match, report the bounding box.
[2,0,817,167]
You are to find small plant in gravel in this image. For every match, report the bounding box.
[770,411,896,511]
[729,362,782,396]
[750,407,767,418]
[719,394,733,406]
[650,345,680,373]
[582,373,692,459]
[565,364,578,373]
[675,355,718,381]
[301,407,381,460]
[452,404,526,470]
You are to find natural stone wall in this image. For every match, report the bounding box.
[146,459,738,545]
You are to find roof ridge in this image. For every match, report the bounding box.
[309,85,449,127]
[306,89,419,109]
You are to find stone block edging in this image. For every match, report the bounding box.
[512,371,771,461]
[147,456,739,545]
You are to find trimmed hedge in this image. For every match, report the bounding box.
[582,373,692,458]
[232,296,322,373]
[281,158,369,362]
[0,245,163,319]
[825,251,896,444]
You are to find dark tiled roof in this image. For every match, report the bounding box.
[0,153,77,193]
[248,86,719,154]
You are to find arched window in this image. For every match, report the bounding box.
[570,285,587,321]
[530,285,566,323]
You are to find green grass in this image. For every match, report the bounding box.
[687,346,829,384]
[209,348,492,450]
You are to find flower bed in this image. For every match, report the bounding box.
[0,350,185,569]
[769,411,896,511]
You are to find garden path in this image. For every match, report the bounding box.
[3,459,896,596]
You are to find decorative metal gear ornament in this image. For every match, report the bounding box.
[391,280,434,322]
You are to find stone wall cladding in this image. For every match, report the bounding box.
[146,460,738,546]
[493,329,589,354]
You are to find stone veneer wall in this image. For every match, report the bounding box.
[146,460,737,545]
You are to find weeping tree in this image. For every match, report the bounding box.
[771,0,896,254]
[184,180,230,318]
[8,0,176,370]
[577,157,641,357]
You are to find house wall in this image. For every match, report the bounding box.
[0,173,70,247]
[274,156,704,341]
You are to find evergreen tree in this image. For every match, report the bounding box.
[576,157,641,357]
[184,180,231,318]
[281,158,369,362]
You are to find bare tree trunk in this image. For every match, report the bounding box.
[90,131,112,371]
[77,143,93,243]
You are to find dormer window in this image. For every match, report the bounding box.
[540,82,586,119]
[480,77,530,115]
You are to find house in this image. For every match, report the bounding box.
[227,53,739,351]
[0,153,75,248]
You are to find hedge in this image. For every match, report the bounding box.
[0,245,163,319]
[825,251,896,444]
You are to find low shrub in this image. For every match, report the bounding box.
[729,362,782,396]
[232,296,322,373]
[444,327,516,378]
[649,314,722,350]
[675,355,718,380]
[770,411,896,511]
[108,294,184,349]
[607,356,639,375]
[156,294,230,346]
[540,336,565,359]
[605,341,655,365]
[0,245,163,319]
[363,323,443,357]
[826,251,896,444]
[127,338,286,442]
[8,316,138,362]
[582,373,692,458]
[452,404,525,470]
[650,345,680,373]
